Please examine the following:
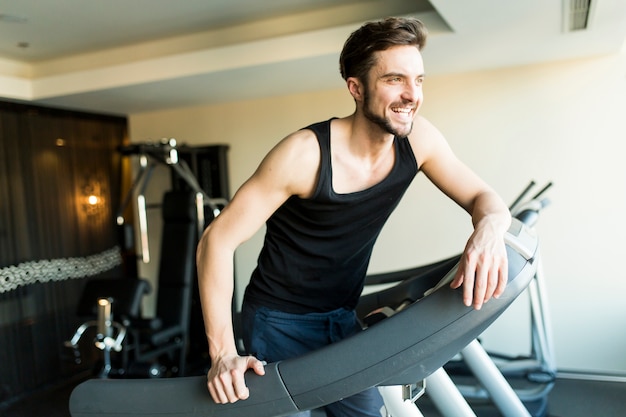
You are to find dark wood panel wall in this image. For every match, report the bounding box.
[0,101,128,405]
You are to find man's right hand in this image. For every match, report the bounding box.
[207,354,266,403]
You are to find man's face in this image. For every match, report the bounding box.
[361,45,425,137]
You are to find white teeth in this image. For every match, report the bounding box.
[392,107,412,113]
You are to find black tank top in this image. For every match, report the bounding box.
[244,119,419,313]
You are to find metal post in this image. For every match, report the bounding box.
[424,368,477,417]
[379,385,425,417]
[96,298,114,378]
[461,340,531,417]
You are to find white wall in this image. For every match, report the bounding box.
[129,45,626,375]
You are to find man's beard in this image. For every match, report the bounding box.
[362,89,413,138]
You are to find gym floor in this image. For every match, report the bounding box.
[1,374,624,417]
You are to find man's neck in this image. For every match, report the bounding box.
[343,113,395,158]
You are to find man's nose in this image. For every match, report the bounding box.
[402,82,421,102]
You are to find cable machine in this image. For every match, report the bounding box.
[65,139,230,378]
[116,138,229,263]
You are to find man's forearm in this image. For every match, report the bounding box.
[197,233,238,361]
[470,190,511,233]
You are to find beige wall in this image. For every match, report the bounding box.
[129,45,626,375]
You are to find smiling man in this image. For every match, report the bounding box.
[196,17,511,417]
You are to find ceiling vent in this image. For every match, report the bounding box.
[565,0,593,31]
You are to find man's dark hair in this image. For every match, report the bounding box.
[339,17,428,82]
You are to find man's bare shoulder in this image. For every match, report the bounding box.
[269,128,320,169]
[408,115,448,167]
[256,127,321,198]
[409,115,443,140]
[281,127,320,153]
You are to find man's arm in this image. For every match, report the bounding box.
[196,130,320,403]
[409,116,511,310]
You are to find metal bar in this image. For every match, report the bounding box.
[116,157,148,225]
[378,385,425,417]
[196,192,205,238]
[531,182,553,200]
[97,298,112,337]
[509,181,535,212]
[529,254,557,369]
[461,340,531,417]
[424,368,477,417]
[137,194,150,263]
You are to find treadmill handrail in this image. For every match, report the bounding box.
[69,218,538,417]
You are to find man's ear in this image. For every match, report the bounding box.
[346,77,364,102]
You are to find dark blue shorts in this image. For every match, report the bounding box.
[242,301,384,417]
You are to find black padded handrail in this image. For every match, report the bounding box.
[357,255,460,319]
[363,254,460,286]
[69,218,538,417]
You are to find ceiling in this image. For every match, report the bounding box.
[0,0,625,116]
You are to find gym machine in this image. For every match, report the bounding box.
[69,211,541,416]
[66,139,229,378]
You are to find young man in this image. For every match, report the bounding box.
[196,17,511,417]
